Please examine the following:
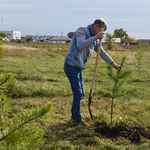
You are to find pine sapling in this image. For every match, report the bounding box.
[0,52,52,149]
[0,94,52,149]
[136,41,148,78]
[107,56,131,125]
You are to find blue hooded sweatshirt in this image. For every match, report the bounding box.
[65,24,114,70]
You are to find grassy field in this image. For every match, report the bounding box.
[0,42,150,150]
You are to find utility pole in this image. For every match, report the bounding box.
[1,18,3,32]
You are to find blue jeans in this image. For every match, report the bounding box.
[64,62,85,122]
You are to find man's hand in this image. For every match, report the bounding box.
[95,32,105,39]
[111,61,121,71]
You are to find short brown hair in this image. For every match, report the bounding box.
[93,18,107,31]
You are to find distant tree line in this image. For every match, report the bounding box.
[105,28,135,49]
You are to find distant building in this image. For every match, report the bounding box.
[127,42,138,47]
[2,30,21,41]
[113,38,121,46]
[138,39,150,45]
[49,36,71,43]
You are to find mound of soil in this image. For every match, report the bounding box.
[94,122,150,143]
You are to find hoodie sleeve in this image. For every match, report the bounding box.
[76,27,97,50]
[94,45,114,64]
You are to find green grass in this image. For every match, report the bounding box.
[0,42,150,150]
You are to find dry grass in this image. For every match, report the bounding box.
[1,42,150,150]
[2,43,49,58]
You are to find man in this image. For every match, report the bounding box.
[64,18,120,127]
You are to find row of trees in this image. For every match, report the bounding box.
[105,29,150,79]
[105,28,135,49]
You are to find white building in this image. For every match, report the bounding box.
[49,36,71,43]
[3,30,21,41]
[113,38,121,46]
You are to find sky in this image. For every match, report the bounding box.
[0,0,150,39]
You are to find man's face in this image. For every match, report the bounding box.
[93,24,102,35]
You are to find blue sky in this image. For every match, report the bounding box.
[0,0,150,39]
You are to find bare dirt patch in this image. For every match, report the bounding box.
[94,122,150,143]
